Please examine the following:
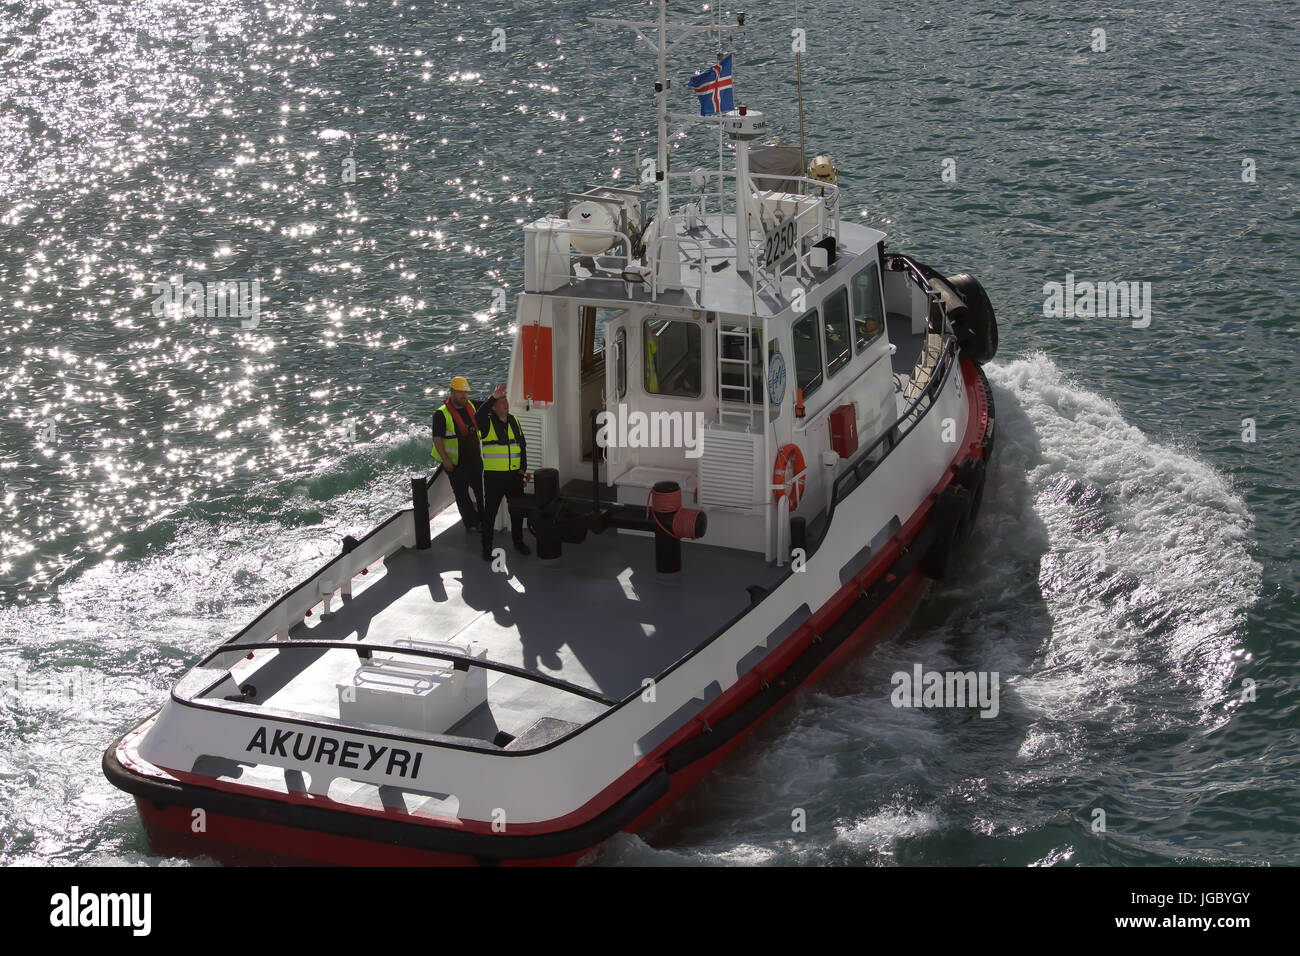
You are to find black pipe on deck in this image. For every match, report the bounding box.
[507,470,707,571]
[590,409,601,514]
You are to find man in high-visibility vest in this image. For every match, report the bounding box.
[432,376,495,533]
[475,387,529,561]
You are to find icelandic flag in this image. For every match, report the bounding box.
[689,53,734,116]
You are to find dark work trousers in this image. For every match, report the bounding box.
[481,471,526,556]
[447,460,484,530]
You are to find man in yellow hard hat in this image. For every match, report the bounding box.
[432,376,499,533]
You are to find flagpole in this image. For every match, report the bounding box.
[796,53,806,183]
[722,11,733,238]
[718,9,725,232]
[795,3,806,184]
[656,0,670,220]
[586,5,729,230]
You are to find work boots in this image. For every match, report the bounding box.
[482,536,530,560]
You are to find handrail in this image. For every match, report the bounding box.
[779,196,831,285]
[621,169,845,306]
[750,171,841,204]
[646,232,707,305]
[886,252,943,319]
[667,167,839,234]
[667,168,841,204]
[196,466,440,642]
[665,167,735,221]
[744,174,838,295]
[832,335,959,506]
[205,639,620,706]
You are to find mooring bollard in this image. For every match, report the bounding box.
[532,467,562,560]
[649,480,706,574]
[411,475,431,550]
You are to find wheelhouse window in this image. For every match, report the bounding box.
[823,287,852,377]
[792,308,824,399]
[852,261,886,351]
[580,306,622,374]
[643,318,702,398]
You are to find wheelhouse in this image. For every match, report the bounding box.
[510,175,950,561]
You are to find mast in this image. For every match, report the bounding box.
[655,0,670,218]
[723,108,766,276]
[588,0,721,225]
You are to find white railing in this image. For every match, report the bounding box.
[662,167,841,306]
[750,173,840,290]
[646,232,707,305]
[522,169,840,309]
[217,478,456,648]
[665,167,738,223]
[771,463,810,566]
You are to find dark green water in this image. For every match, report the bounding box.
[0,0,1295,865]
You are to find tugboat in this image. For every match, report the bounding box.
[104,2,998,865]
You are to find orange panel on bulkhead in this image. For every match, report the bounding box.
[520,325,554,402]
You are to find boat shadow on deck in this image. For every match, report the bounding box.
[284,517,784,744]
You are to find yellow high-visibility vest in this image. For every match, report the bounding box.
[645,334,659,393]
[481,415,523,472]
[431,399,476,464]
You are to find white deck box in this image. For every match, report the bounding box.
[338,638,488,735]
[523,217,570,292]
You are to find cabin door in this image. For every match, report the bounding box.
[578,306,606,464]
[601,310,633,484]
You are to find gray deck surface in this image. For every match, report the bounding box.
[887,312,926,416]
[888,311,923,378]
[242,517,781,745]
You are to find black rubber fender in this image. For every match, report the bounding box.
[976,364,996,463]
[922,484,973,581]
[945,274,998,365]
[954,458,987,528]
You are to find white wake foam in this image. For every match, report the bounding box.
[620,352,1262,864]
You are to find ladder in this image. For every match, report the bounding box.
[717,321,756,429]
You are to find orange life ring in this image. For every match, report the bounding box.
[772,444,806,511]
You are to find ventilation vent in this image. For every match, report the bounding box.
[698,428,762,510]
[514,411,548,470]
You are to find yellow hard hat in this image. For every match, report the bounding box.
[449,376,470,392]
[808,155,838,185]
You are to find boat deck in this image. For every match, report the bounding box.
[214,508,782,749]
[888,311,924,378]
